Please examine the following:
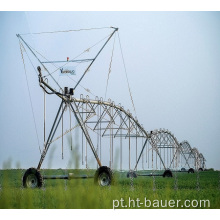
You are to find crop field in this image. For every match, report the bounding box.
[0,169,220,209]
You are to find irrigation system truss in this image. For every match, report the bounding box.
[180,141,206,172]
[16,27,206,188]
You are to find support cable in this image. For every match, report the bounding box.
[148,141,149,169]
[20,27,111,35]
[82,101,84,165]
[117,32,137,117]
[152,145,156,191]
[142,137,144,170]
[174,146,178,190]
[96,100,99,167]
[136,127,138,171]
[44,82,46,145]
[120,113,122,171]
[19,40,41,155]
[61,94,64,160]
[109,104,112,168]
[129,118,131,170]
[69,104,73,151]
[99,103,102,163]
[104,34,116,100]
[85,101,88,169]
[111,104,114,167]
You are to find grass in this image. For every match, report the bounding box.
[0,169,220,209]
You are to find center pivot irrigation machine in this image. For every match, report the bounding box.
[17,27,206,188]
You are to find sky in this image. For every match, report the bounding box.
[0,11,220,170]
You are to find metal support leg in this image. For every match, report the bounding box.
[37,100,65,170]
[69,100,102,167]
[169,148,179,169]
[134,139,148,170]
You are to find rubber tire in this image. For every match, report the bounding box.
[127,171,137,178]
[23,167,43,188]
[181,168,186,172]
[163,169,173,178]
[198,168,203,171]
[188,168,194,173]
[94,166,113,186]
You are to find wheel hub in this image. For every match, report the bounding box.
[26,174,38,188]
[98,172,110,186]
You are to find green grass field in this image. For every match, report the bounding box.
[0,169,220,209]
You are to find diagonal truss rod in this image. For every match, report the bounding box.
[37,100,65,169]
[73,27,119,90]
[68,100,102,166]
[134,138,148,170]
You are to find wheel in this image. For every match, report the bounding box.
[23,168,43,188]
[127,170,137,178]
[188,168,194,173]
[94,166,113,186]
[163,169,173,178]
[198,168,203,171]
[181,168,186,172]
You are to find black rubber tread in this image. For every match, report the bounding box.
[94,166,114,186]
[188,168,195,173]
[198,168,203,171]
[23,167,43,188]
[163,169,173,178]
[127,171,137,178]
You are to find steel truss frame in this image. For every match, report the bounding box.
[37,74,151,170]
[198,153,206,170]
[17,27,206,184]
[146,129,190,171]
[180,141,194,170]
[180,141,205,171]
